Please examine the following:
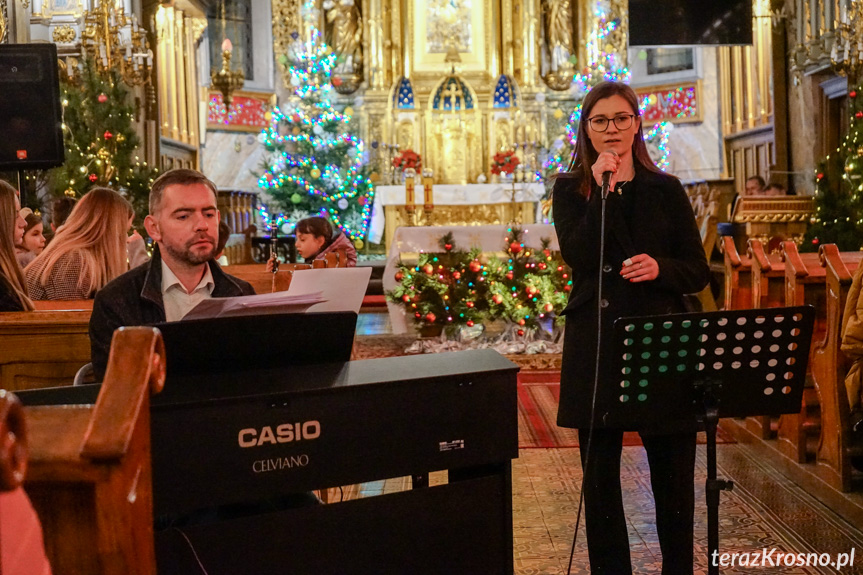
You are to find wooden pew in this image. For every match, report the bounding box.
[776,243,863,464]
[747,239,786,309]
[22,326,165,574]
[811,245,863,491]
[32,300,94,311]
[0,311,91,391]
[721,235,752,310]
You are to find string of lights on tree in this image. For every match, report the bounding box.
[257,2,374,245]
[803,83,863,251]
[543,0,671,178]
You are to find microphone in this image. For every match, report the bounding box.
[601,151,618,199]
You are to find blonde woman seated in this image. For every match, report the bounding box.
[25,187,134,300]
[0,180,34,311]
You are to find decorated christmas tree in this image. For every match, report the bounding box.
[386,232,489,334]
[50,58,158,229]
[257,14,374,245]
[485,227,570,333]
[803,84,863,251]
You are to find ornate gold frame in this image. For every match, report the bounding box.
[206,89,277,133]
[635,80,704,124]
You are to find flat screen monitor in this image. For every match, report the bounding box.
[628,0,753,47]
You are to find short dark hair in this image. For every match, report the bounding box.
[746,175,766,188]
[216,221,231,255]
[51,197,77,227]
[149,168,218,215]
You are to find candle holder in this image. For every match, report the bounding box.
[80,0,153,86]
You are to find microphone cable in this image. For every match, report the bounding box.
[566,174,613,575]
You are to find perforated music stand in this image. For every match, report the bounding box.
[608,305,815,575]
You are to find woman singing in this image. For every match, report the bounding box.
[552,81,710,574]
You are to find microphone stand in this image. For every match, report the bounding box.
[566,174,612,575]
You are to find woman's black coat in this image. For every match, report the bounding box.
[552,165,710,433]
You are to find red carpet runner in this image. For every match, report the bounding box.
[517,371,735,448]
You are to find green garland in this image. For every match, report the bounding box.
[386,228,572,335]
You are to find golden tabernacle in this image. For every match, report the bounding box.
[731,196,815,247]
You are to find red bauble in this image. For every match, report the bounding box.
[851,90,858,98]
[812,238,820,245]
[817,172,824,180]
[492,294,503,304]
[444,243,453,251]
[104,130,113,139]
[466,301,474,308]
[467,320,474,327]
[415,312,421,318]
[518,319,526,326]
[423,263,434,274]
[544,303,554,313]
[526,286,537,296]
[469,261,481,272]
[97,93,108,103]
[509,242,522,254]
[395,271,404,282]
[506,272,514,280]
[857,111,863,119]
[88,174,98,182]
[402,294,411,302]
[452,271,461,280]
[517,329,525,336]
[425,313,436,323]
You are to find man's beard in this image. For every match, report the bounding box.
[164,237,215,266]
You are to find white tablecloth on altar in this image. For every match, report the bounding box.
[383,224,560,334]
[369,183,545,244]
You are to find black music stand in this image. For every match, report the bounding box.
[607,305,815,575]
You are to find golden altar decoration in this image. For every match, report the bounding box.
[731,196,815,246]
[270,0,629,187]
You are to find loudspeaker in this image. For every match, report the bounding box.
[0,44,64,171]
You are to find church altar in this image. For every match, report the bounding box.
[369,182,546,246]
[383,223,560,334]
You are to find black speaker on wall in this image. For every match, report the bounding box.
[0,44,64,171]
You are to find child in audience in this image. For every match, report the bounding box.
[50,196,77,233]
[0,180,34,311]
[267,216,357,270]
[15,208,46,267]
[25,187,134,300]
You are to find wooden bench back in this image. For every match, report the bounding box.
[721,235,752,310]
[747,239,786,309]
[23,327,164,574]
[0,310,92,391]
[813,244,859,491]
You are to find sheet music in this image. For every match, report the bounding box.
[182,291,325,320]
[182,266,371,320]
[285,267,372,314]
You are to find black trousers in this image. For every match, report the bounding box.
[578,428,696,575]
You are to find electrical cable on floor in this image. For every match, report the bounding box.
[174,527,210,575]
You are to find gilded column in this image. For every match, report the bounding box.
[174,11,189,142]
[366,0,386,90]
[501,0,513,76]
[271,0,301,86]
[522,0,539,88]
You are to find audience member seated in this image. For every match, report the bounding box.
[744,175,766,195]
[841,262,863,467]
[24,187,134,301]
[266,216,357,271]
[89,169,255,380]
[48,196,76,239]
[764,182,787,196]
[14,209,45,268]
[0,181,34,312]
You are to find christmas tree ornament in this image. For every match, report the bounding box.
[104,130,113,139]
[88,174,98,182]
[344,106,354,116]
[291,193,303,204]
[338,198,349,209]
[97,93,108,103]
[353,238,364,250]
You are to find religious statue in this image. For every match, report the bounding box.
[325,0,363,93]
[541,0,575,90]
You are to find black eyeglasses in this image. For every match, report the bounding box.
[586,114,637,133]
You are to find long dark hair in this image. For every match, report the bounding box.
[563,81,666,197]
